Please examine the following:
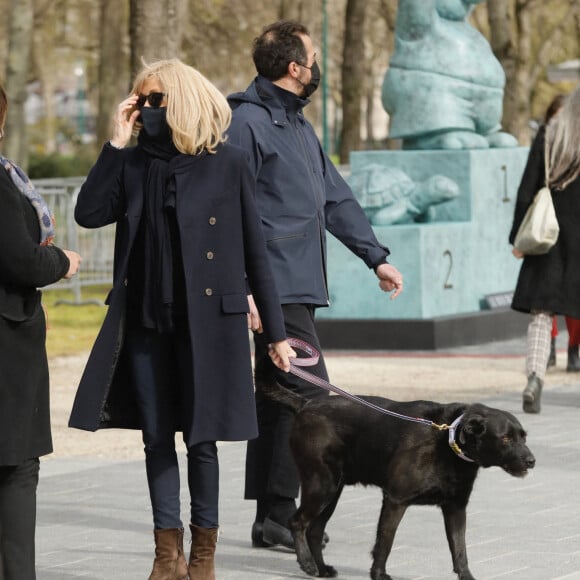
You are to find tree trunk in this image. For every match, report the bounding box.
[487,0,520,140]
[32,1,57,155]
[488,0,579,145]
[339,0,366,163]
[129,0,182,79]
[97,0,129,146]
[4,0,34,165]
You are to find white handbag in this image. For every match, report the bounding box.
[513,143,559,255]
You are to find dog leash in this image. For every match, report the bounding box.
[286,338,450,432]
[285,338,475,462]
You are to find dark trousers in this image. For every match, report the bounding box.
[126,327,219,530]
[244,304,329,509]
[0,458,39,580]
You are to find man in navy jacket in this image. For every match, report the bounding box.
[227,20,404,549]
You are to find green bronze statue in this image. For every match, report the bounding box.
[383,0,518,150]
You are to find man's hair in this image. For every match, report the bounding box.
[131,58,231,155]
[252,20,310,81]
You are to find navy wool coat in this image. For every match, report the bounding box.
[68,142,286,444]
[509,127,580,319]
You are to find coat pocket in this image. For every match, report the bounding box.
[221,293,249,314]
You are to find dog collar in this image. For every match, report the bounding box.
[448,414,475,463]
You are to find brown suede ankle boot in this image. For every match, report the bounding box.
[149,528,188,580]
[189,524,218,579]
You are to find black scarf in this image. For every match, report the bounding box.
[135,131,210,333]
[137,131,182,333]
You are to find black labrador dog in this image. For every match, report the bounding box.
[262,379,535,580]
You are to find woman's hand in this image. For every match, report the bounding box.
[62,250,82,279]
[512,247,524,259]
[247,294,263,333]
[110,95,141,149]
[268,340,297,373]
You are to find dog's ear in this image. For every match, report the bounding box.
[459,415,486,444]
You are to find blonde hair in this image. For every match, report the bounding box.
[131,58,231,155]
[546,85,580,190]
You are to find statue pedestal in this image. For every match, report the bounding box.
[317,147,531,349]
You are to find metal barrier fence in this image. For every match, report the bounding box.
[35,167,354,304]
[35,177,115,304]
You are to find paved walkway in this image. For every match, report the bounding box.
[36,338,580,579]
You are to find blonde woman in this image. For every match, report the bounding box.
[68,59,294,579]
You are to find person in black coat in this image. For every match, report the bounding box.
[510,85,580,414]
[67,58,294,580]
[0,84,81,580]
[227,20,404,550]
[537,95,580,373]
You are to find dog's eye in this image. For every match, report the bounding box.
[501,436,511,445]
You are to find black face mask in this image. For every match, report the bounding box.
[301,61,321,98]
[140,107,171,141]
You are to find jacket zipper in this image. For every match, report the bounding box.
[294,118,329,304]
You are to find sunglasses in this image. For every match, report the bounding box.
[136,92,166,109]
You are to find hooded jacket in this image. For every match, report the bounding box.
[227,76,389,306]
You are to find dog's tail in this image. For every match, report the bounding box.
[258,378,306,414]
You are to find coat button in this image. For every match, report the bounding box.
[209,217,216,225]
[205,288,213,296]
[206,251,214,260]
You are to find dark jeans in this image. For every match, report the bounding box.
[126,327,219,530]
[0,458,39,580]
[244,304,329,509]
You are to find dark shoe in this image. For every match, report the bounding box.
[262,516,294,549]
[251,521,272,548]
[547,337,556,368]
[260,517,329,550]
[566,345,580,372]
[523,373,543,414]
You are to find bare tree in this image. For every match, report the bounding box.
[4,0,34,164]
[339,0,366,163]
[97,0,129,146]
[486,0,580,144]
[31,0,60,155]
[365,0,396,147]
[129,0,183,79]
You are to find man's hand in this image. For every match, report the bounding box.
[512,247,524,259]
[268,340,297,373]
[375,263,403,299]
[247,294,263,333]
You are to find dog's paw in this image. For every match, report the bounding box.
[319,564,338,578]
[298,559,319,577]
[370,569,392,580]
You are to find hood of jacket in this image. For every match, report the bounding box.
[228,76,310,127]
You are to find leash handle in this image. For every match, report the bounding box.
[286,338,444,429]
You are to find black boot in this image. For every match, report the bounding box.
[547,337,556,368]
[566,345,580,372]
[251,521,272,547]
[523,373,543,414]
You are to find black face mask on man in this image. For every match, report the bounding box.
[140,107,171,141]
[299,61,321,98]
